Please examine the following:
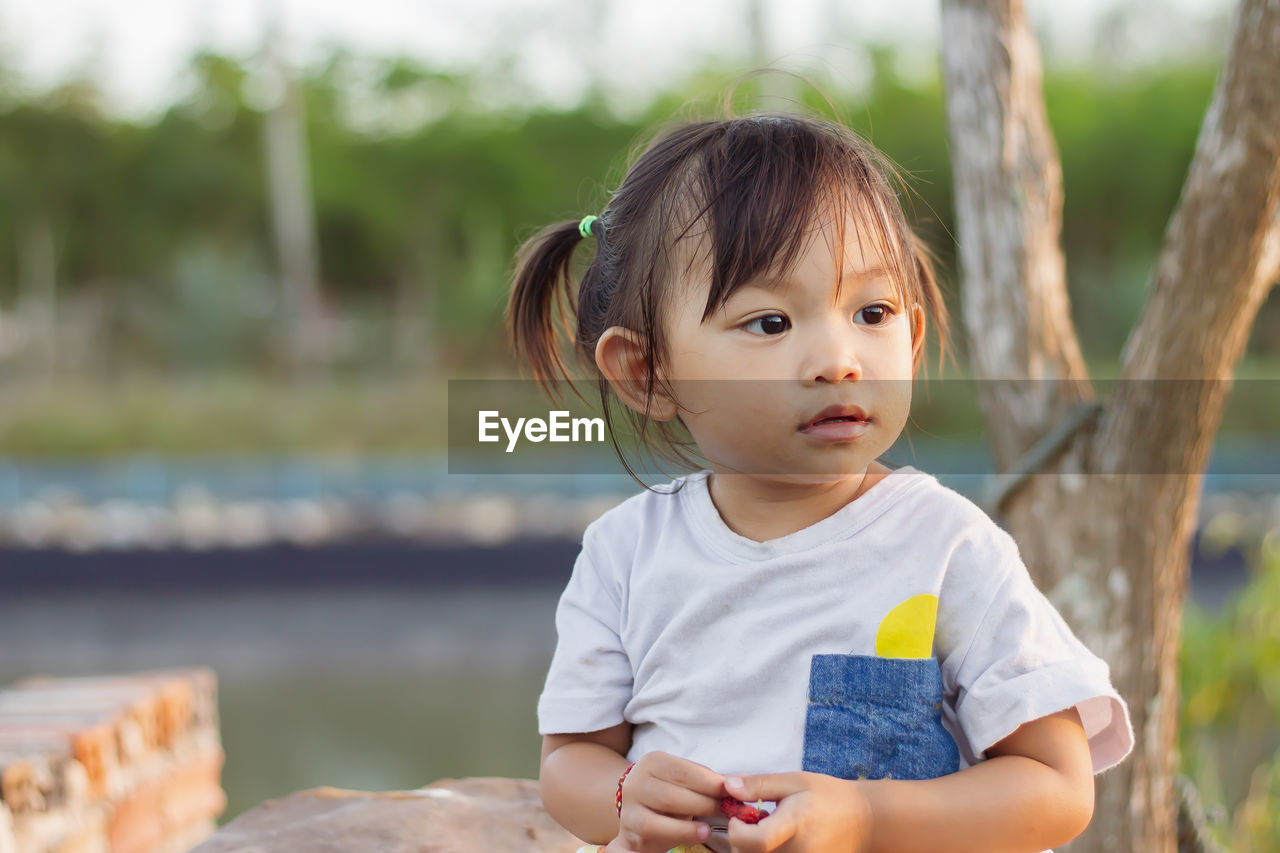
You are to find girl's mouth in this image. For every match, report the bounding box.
[800,404,870,430]
[799,416,871,441]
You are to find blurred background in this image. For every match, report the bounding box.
[0,0,1278,848]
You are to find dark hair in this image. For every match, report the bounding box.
[505,108,951,488]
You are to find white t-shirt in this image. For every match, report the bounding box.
[538,466,1134,841]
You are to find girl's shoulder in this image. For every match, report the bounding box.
[871,467,1024,572]
[885,467,1003,530]
[578,469,702,554]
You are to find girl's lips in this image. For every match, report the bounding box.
[801,404,870,429]
[799,418,871,441]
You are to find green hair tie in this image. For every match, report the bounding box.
[578,215,599,239]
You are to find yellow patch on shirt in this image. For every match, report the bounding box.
[874,593,939,658]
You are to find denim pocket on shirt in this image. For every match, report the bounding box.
[801,653,960,781]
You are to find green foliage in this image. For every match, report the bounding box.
[1047,63,1221,359]
[1181,538,1280,851]
[0,47,1273,377]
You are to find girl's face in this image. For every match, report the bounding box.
[657,212,924,482]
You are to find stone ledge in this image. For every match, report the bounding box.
[0,668,224,853]
[189,777,584,853]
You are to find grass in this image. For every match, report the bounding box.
[0,358,1275,455]
[1181,539,1280,851]
[0,373,450,455]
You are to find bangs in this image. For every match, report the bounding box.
[667,115,918,321]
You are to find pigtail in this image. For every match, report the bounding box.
[505,220,593,406]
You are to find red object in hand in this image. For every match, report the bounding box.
[720,796,768,824]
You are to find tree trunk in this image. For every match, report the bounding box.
[17,214,59,379]
[261,24,326,375]
[938,1,1280,851]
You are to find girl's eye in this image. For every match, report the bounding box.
[743,314,790,335]
[858,304,896,326]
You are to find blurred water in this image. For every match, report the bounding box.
[0,454,638,509]
[0,583,560,821]
[1,436,1278,510]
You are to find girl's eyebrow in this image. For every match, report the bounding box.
[739,266,891,293]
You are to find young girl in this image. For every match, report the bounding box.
[506,111,1133,853]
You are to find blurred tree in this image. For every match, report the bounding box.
[0,41,1261,376]
[939,2,1279,852]
[0,79,110,376]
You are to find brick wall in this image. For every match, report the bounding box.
[0,669,225,853]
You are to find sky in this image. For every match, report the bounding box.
[0,0,1236,118]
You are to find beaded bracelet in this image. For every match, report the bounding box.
[615,762,636,817]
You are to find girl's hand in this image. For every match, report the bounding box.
[606,751,725,853]
[722,772,872,853]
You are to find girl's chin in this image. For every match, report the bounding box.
[707,464,876,482]
[703,445,885,480]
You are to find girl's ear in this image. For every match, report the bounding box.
[910,303,926,367]
[595,326,678,421]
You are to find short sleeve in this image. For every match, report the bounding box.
[937,527,1135,774]
[536,534,634,735]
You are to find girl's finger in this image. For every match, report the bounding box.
[619,810,714,853]
[723,772,807,804]
[647,753,727,797]
[630,777,724,818]
[727,812,796,853]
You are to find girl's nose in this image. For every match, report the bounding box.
[806,323,862,384]
[812,360,861,384]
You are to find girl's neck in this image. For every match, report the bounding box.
[705,461,892,543]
